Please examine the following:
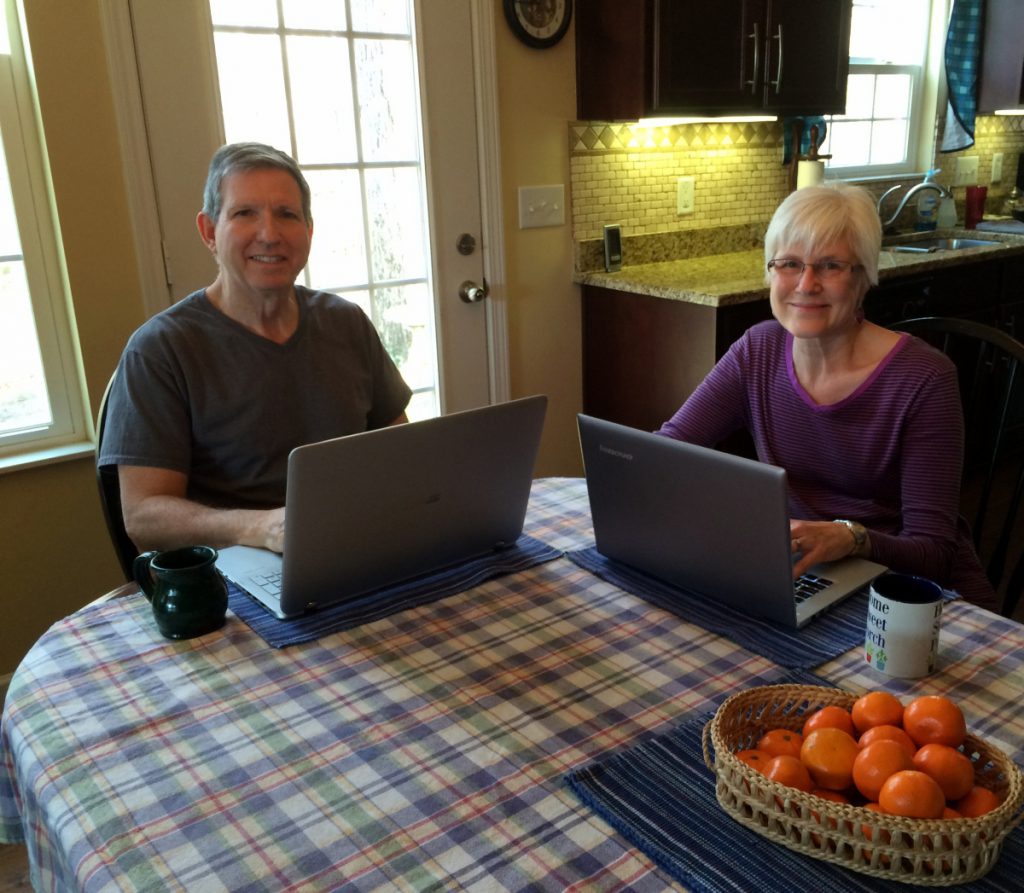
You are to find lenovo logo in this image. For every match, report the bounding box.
[599,444,633,461]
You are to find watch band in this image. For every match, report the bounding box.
[834,519,867,556]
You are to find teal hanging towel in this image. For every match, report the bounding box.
[941,0,983,152]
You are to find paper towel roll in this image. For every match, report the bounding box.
[797,160,825,189]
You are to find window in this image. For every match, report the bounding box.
[0,2,86,465]
[208,0,439,420]
[823,0,947,179]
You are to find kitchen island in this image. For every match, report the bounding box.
[578,229,1024,433]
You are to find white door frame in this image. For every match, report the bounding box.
[97,0,509,405]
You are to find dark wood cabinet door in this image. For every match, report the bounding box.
[978,0,1024,113]
[575,0,652,120]
[761,0,852,115]
[863,275,935,328]
[651,0,851,115]
[651,0,757,114]
[577,0,851,119]
[582,285,711,432]
[998,256,1024,338]
[865,259,1004,329]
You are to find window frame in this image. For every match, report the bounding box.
[824,0,949,182]
[824,62,927,180]
[0,0,89,469]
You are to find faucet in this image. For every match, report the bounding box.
[877,181,952,233]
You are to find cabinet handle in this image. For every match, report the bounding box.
[746,23,760,95]
[771,25,783,93]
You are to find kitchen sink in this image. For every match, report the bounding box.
[884,237,1001,253]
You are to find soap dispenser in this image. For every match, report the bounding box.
[915,169,940,231]
[936,194,958,229]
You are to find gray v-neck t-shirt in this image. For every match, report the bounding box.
[99,287,412,509]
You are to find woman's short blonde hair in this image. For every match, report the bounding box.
[764,181,881,287]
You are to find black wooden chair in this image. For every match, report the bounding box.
[96,373,138,581]
[891,316,1024,617]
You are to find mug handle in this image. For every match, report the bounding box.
[132,551,158,602]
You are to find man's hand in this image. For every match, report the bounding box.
[256,507,286,553]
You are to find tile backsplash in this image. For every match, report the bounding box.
[570,115,1024,272]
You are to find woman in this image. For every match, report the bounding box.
[658,181,996,611]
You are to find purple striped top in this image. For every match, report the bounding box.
[657,320,995,609]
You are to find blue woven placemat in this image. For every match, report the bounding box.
[565,671,1024,893]
[231,535,562,647]
[566,547,957,669]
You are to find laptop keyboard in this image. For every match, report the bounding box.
[253,570,283,597]
[794,572,833,604]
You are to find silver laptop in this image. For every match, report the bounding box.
[577,414,886,628]
[217,396,547,618]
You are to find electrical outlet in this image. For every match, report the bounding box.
[953,156,979,186]
[517,184,565,229]
[992,152,1004,184]
[676,176,695,215]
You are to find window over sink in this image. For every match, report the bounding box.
[822,0,949,180]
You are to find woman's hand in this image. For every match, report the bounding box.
[789,519,858,579]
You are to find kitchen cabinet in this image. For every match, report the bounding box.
[576,0,852,120]
[582,284,771,433]
[997,256,1024,339]
[862,259,1002,329]
[978,0,1024,113]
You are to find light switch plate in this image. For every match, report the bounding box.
[518,185,565,229]
[676,176,695,215]
[954,156,979,186]
[992,152,1004,184]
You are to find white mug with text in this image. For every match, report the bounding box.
[865,572,943,678]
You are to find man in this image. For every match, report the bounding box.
[100,143,411,554]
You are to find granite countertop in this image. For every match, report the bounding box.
[575,227,1024,308]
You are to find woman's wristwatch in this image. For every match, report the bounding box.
[833,519,868,557]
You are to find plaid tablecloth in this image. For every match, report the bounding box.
[2,478,1023,892]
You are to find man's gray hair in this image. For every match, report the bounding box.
[202,142,312,224]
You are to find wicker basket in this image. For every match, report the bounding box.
[701,684,1024,886]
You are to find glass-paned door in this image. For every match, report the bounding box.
[123,0,497,415]
[208,0,438,419]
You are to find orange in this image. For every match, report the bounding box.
[757,728,804,759]
[800,726,859,790]
[802,704,856,739]
[852,739,914,801]
[764,754,814,792]
[954,785,1002,817]
[877,769,946,819]
[859,802,893,866]
[857,724,917,759]
[735,749,771,773]
[811,788,850,804]
[912,743,975,801]
[860,801,891,844]
[942,806,962,818]
[809,788,850,842]
[851,691,904,736]
[902,695,967,749]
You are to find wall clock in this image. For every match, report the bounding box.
[502,0,572,50]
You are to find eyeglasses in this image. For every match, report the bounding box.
[767,258,863,280]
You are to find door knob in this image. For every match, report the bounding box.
[459,279,488,303]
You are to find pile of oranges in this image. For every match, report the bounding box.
[734,691,1002,820]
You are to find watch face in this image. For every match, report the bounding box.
[503,0,572,49]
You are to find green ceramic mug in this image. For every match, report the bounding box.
[133,546,229,640]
